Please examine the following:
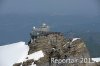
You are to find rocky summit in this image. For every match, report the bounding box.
[13,23,99,66]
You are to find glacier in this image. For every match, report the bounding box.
[0,41,29,66]
[0,41,44,66]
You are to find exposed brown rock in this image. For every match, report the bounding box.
[28,32,91,66]
[13,32,98,66]
[13,63,22,66]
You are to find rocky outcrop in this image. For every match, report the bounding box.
[13,32,97,66]
[97,62,100,66]
[28,32,91,66]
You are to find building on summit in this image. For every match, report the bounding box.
[30,23,50,37]
[32,23,50,32]
[30,23,50,42]
[30,23,62,43]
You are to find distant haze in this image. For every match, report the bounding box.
[95,0,100,13]
[0,0,100,16]
[0,0,100,57]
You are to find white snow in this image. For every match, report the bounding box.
[29,62,36,66]
[30,64,36,66]
[0,41,29,66]
[72,38,80,42]
[0,42,45,66]
[92,58,100,62]
[22,50,44,66]
[27,50,44,61]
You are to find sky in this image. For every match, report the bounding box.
[0,0,100,16]
[0,0,100,57]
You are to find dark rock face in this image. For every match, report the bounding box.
[28,32,91,66]
[97,62,100,66]
[13,63,22,66]
[13,32,97,66]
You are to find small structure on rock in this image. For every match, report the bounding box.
[31,23,50,36]
[33,23,50,32]
[30,23,62,43]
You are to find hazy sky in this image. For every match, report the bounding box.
[0,0,100,16]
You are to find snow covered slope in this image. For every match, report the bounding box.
[72,38,80,42]
[0,41,29,66]
[92,58,100,62]
[27,50,44,61]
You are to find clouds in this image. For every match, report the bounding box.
[95,0,100,12]
[0,0,3,12]
[95,0,100,6]
[0,0,99,16]
[0,0,3,4]
[0,0,6,11]
[0,0,3,7]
